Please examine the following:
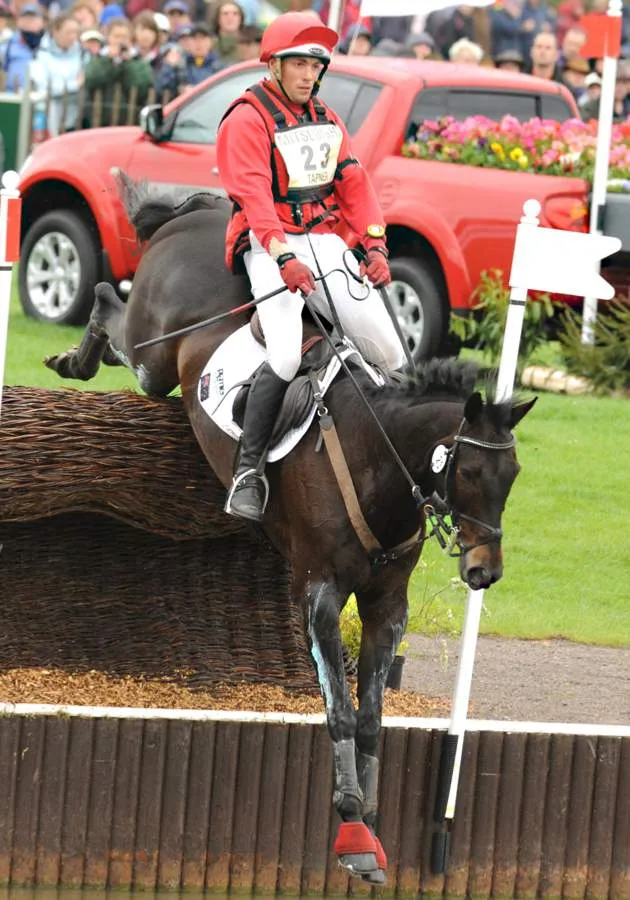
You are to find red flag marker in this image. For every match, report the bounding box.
[578,13,622,58]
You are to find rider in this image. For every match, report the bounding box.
[216,11,404,523]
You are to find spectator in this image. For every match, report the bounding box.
[235,22,260,60]
[371,37,402,56]
[99,1,125,26]
[154,20,218,95]
[0,3,45,91]
[528,30,560,80]
[0,1,13,42]
[493,47,525,71]
[80,25,104,54]
[339,22,372,55]
[578,70,600,108]
[209,0,242,67]
[371,15,413,47]
[556,0,584,46]
[448,35,483,64]
[490,0,524,57]
[581,58,630,122]
[561,54,589,99]
[162,0,190,32]
[558,24,586,69]
[132,8,160,63]
[84,16,153,124]
[30,11,83,135]
[71,1,98,28]
[406,32,437,59]
[519,0,556,60]
[439,5,475,58]
[153,10,170,42]
[172,19,192,51]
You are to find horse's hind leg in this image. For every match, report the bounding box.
[301,576,378,877]
[354,576,409,884]
[45,283,126,380]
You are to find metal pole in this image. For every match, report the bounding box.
[581,0,622,344]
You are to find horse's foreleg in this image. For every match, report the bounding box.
[305,579,378,876]
[45,283,125,380]
[354,581,409,884]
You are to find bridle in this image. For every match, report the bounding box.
[422,420,516,558]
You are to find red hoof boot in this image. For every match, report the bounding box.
[334,822,378,876]
[362,836,387,884]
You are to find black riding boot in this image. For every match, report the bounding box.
[225,362,290,522]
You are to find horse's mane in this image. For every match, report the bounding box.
[362,358,519,429]
[115,169,229,244]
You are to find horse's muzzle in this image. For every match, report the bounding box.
[462,563,501,591]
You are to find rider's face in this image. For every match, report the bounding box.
[271,56,323,104]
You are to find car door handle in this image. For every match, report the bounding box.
[211,166,219,175]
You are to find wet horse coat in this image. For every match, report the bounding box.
[46,177,534,881]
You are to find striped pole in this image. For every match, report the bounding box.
[0,169,22,419]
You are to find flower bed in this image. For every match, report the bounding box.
[402,115,630,187]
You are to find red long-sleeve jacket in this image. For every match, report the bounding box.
[216,79,386,269]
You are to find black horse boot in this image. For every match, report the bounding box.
[225,362,290,522]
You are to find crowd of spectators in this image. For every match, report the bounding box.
[1,0,629,137]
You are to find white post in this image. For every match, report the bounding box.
[581,0,622,344]
[0,170,21,419]
[326,0,344,33]
[442,198,540,821]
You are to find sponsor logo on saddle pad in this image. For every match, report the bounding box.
[197,324,384,463]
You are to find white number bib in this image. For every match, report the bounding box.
[274,122,343,190]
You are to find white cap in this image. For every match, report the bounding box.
[154,11,170,31]
[585,72,601,87]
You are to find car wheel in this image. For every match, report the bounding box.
[386,257,447,362]
[19,210,99,325]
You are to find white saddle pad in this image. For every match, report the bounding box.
[197,324,385,462]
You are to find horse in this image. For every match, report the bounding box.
[45,173,535,883]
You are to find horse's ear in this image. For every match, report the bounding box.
[509,397,537,429]
[464,392,483,424]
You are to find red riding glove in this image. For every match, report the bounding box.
[359,246,391,288]
[277,253,316,295]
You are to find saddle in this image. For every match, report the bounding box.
[231,310,336,445]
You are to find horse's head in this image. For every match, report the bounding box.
[430,391,536,591]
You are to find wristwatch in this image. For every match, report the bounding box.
[367,224,386,238]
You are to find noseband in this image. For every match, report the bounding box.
[423,422,516,558]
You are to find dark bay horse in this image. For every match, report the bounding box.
[45,174,535,882]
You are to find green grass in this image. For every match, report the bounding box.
[5,282,630,646]
[5,282,138,392]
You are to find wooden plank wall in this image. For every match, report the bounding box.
[0,715,627,898]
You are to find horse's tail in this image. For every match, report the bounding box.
[114,168,227,244]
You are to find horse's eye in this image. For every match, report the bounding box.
[459,467,481,483]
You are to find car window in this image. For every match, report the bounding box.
[169,69,383,145]
[319,75,382,135]
[407,86,573,137]
[540,93,574,122]
[346,83,383,135]
[169,67,264,144]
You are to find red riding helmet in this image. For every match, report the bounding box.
[259,12,338,63]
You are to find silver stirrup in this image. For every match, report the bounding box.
[224,468,270,516]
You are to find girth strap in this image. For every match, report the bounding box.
[315,404,421,567]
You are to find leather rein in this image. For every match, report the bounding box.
[311,385,515,572]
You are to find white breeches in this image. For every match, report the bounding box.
[243,231,405,381]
